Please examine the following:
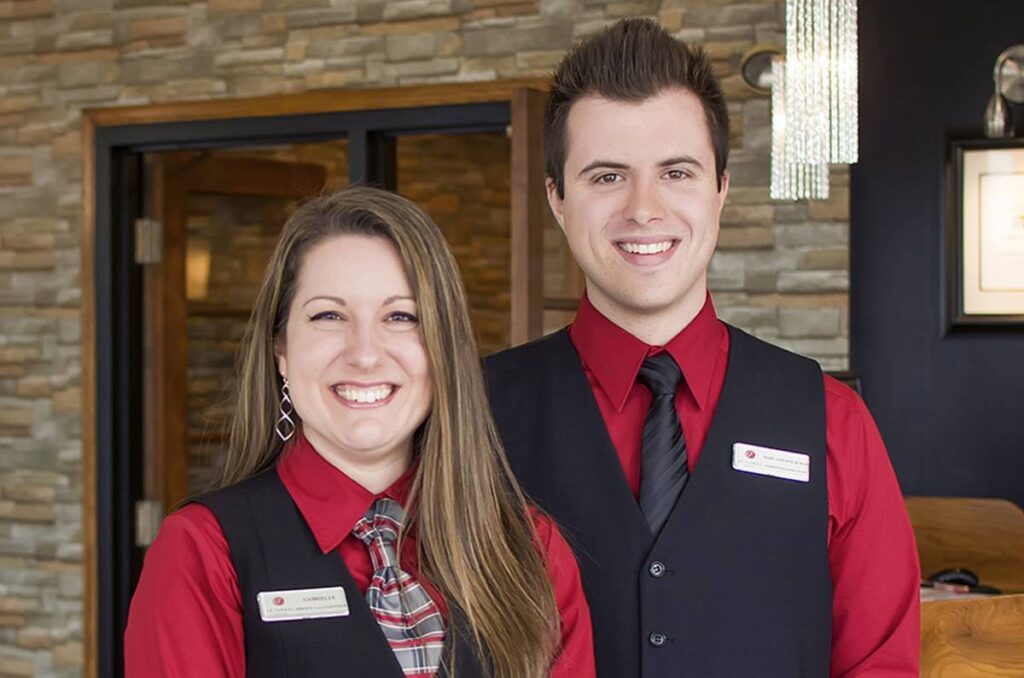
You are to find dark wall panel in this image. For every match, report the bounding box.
[851,0,1024,504]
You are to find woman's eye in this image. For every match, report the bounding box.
[309,311,343,321]
[386,311,419,324]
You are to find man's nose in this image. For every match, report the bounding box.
[623,176,666,225]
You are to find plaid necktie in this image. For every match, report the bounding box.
[353,498,446,677]
[638,352,689,536]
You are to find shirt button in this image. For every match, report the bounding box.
[649,561,666,578]
[649,632,667,647]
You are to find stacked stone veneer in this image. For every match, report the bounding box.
[0,1,849,675]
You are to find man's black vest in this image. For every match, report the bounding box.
[484,326,832,678]
[195,470,488,678]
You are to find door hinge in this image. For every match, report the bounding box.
[135,499,164,548]
[134,218,163,264]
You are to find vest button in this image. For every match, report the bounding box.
[649,561,666,578]
[649,632,667,647]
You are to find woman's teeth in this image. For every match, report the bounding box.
[333,385,394,404]
[618,240,673,255]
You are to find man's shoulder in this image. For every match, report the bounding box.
[821,372,877,436]
[483,328,572,379]
[726,324,823,375]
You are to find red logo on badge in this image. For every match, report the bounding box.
[745,450,756,459]
[273,596,285,606]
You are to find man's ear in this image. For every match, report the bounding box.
[546,177,566,231]
[717,170,731,212]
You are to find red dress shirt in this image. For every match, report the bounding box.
[125,434,595,677]
[569,292,920,677]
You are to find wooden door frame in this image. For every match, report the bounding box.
[147,152,328,514]
[81,79,548,678]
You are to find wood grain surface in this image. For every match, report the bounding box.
[921,594,1024,677]
[907,497,1024,594]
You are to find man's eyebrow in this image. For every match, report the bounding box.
[658,155,704,170]
[577,160,630,176]
[577,156,705,176]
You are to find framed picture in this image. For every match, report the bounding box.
[947,138,1024,327]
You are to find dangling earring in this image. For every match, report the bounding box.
[276,378,296,442]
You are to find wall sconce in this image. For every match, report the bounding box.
[984,45,1024,139]
[740,44,781,95]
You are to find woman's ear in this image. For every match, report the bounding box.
[274,338,287,380]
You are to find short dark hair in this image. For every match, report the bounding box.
[544,18,730,197]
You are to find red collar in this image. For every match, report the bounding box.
[568,291,727,413]
[277,433,415,554]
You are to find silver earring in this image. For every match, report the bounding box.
[276,378,295,442]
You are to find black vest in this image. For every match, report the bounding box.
[484,326,831,678]
[195,470,488,678]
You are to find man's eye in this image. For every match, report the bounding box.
[310,311,342,321]
[665,169,689,180]
[386,312,419,324]
[594,173,622,185]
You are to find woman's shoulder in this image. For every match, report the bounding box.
[163,502,228,545]
[135,501,240,608]
[147,502,233,577]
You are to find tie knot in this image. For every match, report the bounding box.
[352,498,405,548]
[638,352,683,397]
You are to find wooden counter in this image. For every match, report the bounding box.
[921,594,1024,676]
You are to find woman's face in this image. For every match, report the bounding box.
[276,234,432,478]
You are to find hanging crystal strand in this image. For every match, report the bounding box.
[770,55,789,199]
[771,55,829,200]
[835,0,858,163]
[784,0,805,170]
[777,1,830,200]
[811,0,830,166]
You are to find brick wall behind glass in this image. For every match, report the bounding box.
[0,1,848,674]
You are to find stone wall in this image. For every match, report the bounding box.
[0,1,849,675]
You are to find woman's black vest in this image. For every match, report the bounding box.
[483,326,831,678]
[195,471,488,677]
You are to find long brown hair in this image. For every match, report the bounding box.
[223,187,559,677]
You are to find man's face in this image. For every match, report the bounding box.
[548,87,729,331]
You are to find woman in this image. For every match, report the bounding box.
[125,187,594,678]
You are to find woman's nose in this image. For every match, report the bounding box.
[343,323,383,370]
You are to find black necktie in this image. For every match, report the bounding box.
[638,352,689,535]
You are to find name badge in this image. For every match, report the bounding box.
[257,586,350,622]
[732,442,810,483]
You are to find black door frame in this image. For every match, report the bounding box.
[92,101,510,677]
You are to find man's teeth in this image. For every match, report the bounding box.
[334,385,394,403]
[619,240,673,255]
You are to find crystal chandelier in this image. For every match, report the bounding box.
[770,0,858,200]
[771,56,829,200]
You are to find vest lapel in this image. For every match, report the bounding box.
[544,330,648,536]
[248,482,407,678]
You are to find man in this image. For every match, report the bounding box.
[484,18,919,678]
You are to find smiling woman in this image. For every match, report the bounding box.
[276,235,433,493]
[123,188,595,678]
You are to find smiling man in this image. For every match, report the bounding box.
[484,18,920,678]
